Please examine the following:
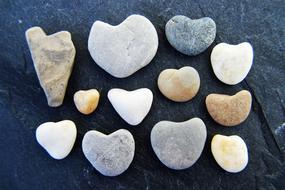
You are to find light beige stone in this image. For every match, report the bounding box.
[26,26,76,107]
[74,89,100,115]
[211,134,248,173]
[157,66,200,102]
[206,90,252,126]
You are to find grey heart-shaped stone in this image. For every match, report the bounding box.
[82,129,135,176]
[165,15,216,56]
[151,117,207,170]
[25,27,76,107]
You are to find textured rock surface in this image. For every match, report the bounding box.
[211,134,248,173]
[211,42,253,85]
[74,89,100,114]
[165,15,216,56]
[36,120,77,159]
[151,118,207,170]
[25,27,76,107]
[82,129,135,176]
[88,14,158,78]
[1,0,284,189]
[206,90,252,126]
[158,66,200,102]
[108,88,153,125]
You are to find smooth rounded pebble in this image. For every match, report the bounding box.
[165,15,216,56]
[82,129,135,176]
[206,90,252,126]
[211,42,254,85]
[74,89,100,115]
[151,117,207,170]
[26,27,76,107]
[88,14,158,78]
[108,88,153,125]
[158,66,200,102]
[211,134,248,173]
[36,120,77,159]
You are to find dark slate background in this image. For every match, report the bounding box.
[0,0,284,189]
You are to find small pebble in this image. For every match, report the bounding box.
[151,118,207,170]
[36,120,77,159]
[158,66,200,102]
[26,27,76,107]
[211,42,254,85]
[206,90,252,126]
[82,129,135,176]
[165,15,216,56]
[108,88,153,125]
[88,14,158,78]
[211,134,248,173]
[74,89,100,115]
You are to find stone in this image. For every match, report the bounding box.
[25,27,76,107]
[157,66,200,102]
[82,129,135,176]
[108,88,153,125]
[88,14,158,78]
[73,89,100,115]
[36,120,77,159]
[151,117,207,170]
[211,42,254,85]
[211,134,248,173]
[165,15,216,56]
[206,90,252,126]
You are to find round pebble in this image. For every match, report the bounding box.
[74,89,100,115]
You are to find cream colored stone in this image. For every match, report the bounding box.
[211,134,248,173]
[74,89,100,115]
[206,90,252,126]
[157,66,200,102]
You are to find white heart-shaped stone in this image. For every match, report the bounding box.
[108,88,153,125]
[36,120,77,159]
[82,129,135,176]
[88,14,158,78]
[211,134,248,173]
[211,42,253,85]
[151,118,207,170]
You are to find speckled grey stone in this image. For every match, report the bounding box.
[82,129,135,176]
[151,118,207,170]
[25,27,76,107]
[165,15,216,56]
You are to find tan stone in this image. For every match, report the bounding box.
[157,66,200,102]
[206,90,252,126]
[74,89,100,115]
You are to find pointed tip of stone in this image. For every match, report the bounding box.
[25,26,46,41]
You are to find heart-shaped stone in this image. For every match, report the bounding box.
[74,89,100,115]
[158,66,200,102]
[165,15,216,56]
[206,90,252,126]
[108,88,153,125]
[211,134,248,173]
[26,27,76,107]
[151,118,207,170]
[36,120,77,159]
[82,129,135,176]
[88,14,158,78]
[211,42,254,85]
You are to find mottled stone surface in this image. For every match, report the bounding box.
[211,134,248,173]
[211,42,254,85]
[74,89,100,115]
[88,14,158,78]
[1,0,284,189]
[25,27,76,107]
[165,15,216,56]
[151,118,207,170]
[158,66,200,102]
[82,129,135,176]
[36,120,77,159]
[206,90,252,126]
